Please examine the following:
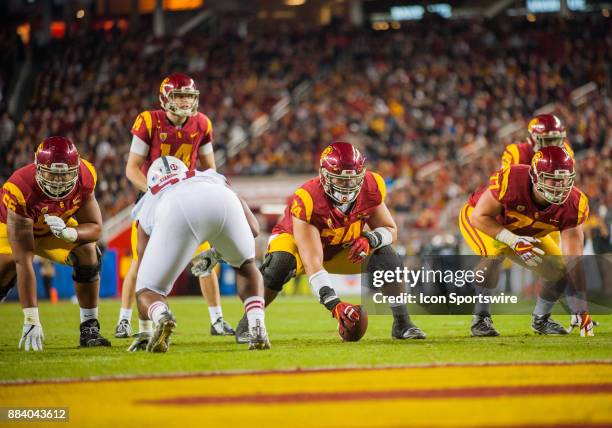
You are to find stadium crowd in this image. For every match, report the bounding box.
[0,13,610,251]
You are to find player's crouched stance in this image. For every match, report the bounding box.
[128,156,269,352]
[235,142,425,342]
[459,146,593,337]
[0,137,110,350]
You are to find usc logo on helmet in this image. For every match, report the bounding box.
[159,77,170,94]
[320,146,333,163]
[531,151,543,167]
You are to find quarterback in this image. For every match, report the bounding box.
[235,142,425,342]
[128,157,269,352]
[460,146,593,337]
[117,72,233,339]
[0,137,111,350]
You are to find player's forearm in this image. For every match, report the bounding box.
[199,152,216,171]
[74,223,102,243]
[470,214,504,239]
[126,165,148,193]
[561,227,584,256]
[300,252,324,278]
[14,256,37,308]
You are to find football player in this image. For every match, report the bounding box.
[501,113,573,170]
[128,157,268,352]
[459,146,593,337]
[500,113,594,331]
[117,72,234,339]
[234,142,426,343]
[0,136,111,351]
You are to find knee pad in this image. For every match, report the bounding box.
[69,245,102,284]
[261,251,297,292]
[367,245,403,273]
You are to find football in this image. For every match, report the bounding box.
[338,305,368,342]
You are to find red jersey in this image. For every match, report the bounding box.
[468,165,589,237]
[0,160,98,236]
[272,171,387,260]
[501,141,574,169]
[130,109,213,173]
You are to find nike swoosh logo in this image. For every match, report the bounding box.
[190,132,198,138]
[515,245,533,252]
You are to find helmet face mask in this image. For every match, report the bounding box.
[159,73,199,118]
[527,114,566,152]
[532,171,575,204]
[34,136,80,200]
[321,168,366,204]
[530,131,566,152]
[36,163,79,199]
[529,147,575,205]
[319,142,366,205]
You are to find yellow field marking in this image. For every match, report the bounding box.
[0,363,610,427]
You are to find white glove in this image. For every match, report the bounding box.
[569,313,594,337]
[19,324,45,351]
[496,229,544,267]
[44,215,78,243]
[191,248,221,277]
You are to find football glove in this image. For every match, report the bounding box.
[44,215,77,243]
[19,323,44,351]
[332,302,360,329]
[348,237,370,263]
[569,312,594,337]
[496,229,544,267]
[191,248,221,277]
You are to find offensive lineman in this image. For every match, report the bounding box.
[128,157,269,352]
[235,142,425,342]
[0,137,111,350]
[117,72,233,339]
[459,146,593,337]
[500,113,593,331]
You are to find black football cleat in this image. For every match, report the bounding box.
[470,312,500,337]
[532,314,568,335]
[80,319,112,347]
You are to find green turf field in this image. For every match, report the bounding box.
[0,296,610,382]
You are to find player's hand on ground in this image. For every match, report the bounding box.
[332,302,360,328]
[19,323,44,351]
[511,236,544,267]
[190,248,221,277]
[348,237,370,263]
[570,312,594,337]
[44,215,77,243]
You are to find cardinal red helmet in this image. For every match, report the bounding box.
[529,146,575,205]
[159,73,199,117]
[35,136,80,199]
[320,142,366,204]
[527,114,566,151]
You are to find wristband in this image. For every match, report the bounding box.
[495,228,518,247]
[23,307,41,325]
[364,227,393,249]
[309,270,339,310]
[62,227,78,243]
